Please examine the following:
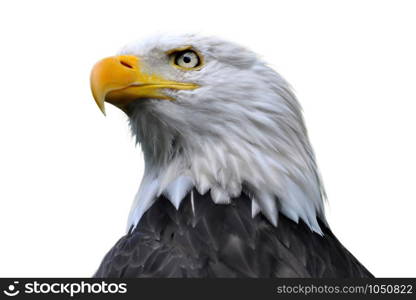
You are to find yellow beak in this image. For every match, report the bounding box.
[90,55,198,115]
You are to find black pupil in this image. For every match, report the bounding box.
[183,55,191,63]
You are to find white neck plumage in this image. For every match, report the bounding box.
[125,84,327,235]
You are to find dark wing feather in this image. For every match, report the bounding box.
[94,190,373,278]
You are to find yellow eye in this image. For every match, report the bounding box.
[171,50,202,70]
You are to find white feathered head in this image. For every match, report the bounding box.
[90,34,326,233]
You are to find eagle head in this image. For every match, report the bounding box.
[90,34,326,233]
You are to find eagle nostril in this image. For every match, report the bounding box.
[120,59,134,69]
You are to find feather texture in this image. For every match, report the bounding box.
[95,190,372,278]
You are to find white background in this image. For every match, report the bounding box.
[0,0,415,277]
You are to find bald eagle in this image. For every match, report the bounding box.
[90,34,372,278]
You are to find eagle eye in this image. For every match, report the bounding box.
[170,49,202,70]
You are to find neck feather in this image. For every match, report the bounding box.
[126,96,327,234]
